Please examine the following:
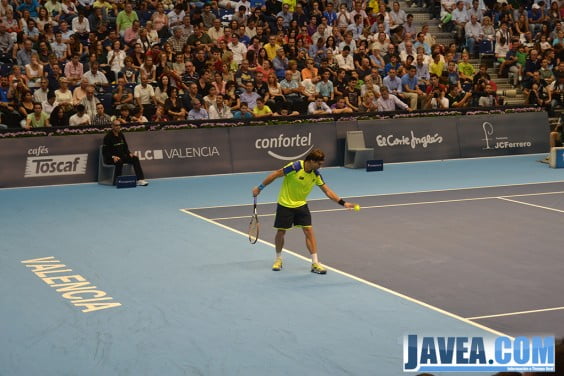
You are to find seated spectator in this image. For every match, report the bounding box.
[342,77,362,112]
[547,73,564,115]
[17,90,35,127]
[401,65,425,109]
[83,61,109,88]
[33,78,51,104]
[446,85,472,108]
[164,87,186,120]
[80,85,101,119]
[308,96,332,115]
[103,119,148,186]
[252,97,273,118]
[134,75,157,119]
[476,83,499,107]
[49,105,70,127]
[445,61,461,89]
[233,101,253,119]
[91,102,112,126]
[25,102,50,129]
[130,107,148,123]
[539,58,555,84]
[115,107,132,124]
[426,87,449,109]
[528,81,550,109]
[359,92,378,112]
[25,53,44,89]
[376,86,411,112]
[69,104,91,126]
[239,82,261,109]
[55,78,73,106]
[42,92,59,115]
[64,54,84,86]
[301,75,320,102]
[335,46,355,72]
[72,78,90,105]
[188,99,209,120]
[315,71,334,104]
[113,77,135,111]
[152,104,170,122]
[331,96,354,113]
[274,106,300,117]
[208,94,233,119]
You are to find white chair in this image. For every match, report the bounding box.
[344,131,374,169]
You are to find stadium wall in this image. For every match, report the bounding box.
[0,112,549,188]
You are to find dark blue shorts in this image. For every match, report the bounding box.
[274,204,312,230]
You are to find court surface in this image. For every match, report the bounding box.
[1,154,562,376]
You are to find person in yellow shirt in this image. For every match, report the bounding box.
[281,0,296,12]
[264,35,281,61]
[252,149,358,274]
[252,97,273,117]
[429,52,445,78]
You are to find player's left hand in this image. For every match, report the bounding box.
[344,202,357,209]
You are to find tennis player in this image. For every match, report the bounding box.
[252,149,358,274]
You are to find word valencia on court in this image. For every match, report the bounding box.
[21,256,121,313]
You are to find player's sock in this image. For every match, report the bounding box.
[275,252,282,260]
[311,253,319,264]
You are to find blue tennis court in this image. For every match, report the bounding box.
[1,154,562,375]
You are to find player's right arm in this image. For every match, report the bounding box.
[252,168,284,196]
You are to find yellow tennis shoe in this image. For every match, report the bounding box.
[311,263,327,274]
[272,258,283,271]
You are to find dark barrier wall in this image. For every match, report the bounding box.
[457,113,549,157]
[0,112,549,188]
[229,122,338,172]
[125,128,233,178]
[358,117,461,162]
[0,135,102,188]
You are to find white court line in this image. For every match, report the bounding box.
[497,197,564,214]
[209,190,564,221]
[468,306,564,320]
[180,208,510,338]
[188,181,564,210]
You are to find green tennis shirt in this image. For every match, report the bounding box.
[278,160,325,208]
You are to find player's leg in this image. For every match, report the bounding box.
[303,227,326,274]
[272,204,293,271]
[295,205,327,275]
[272,230,285,271]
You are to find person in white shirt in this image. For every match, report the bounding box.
[376,86,411,112]
[464,15,482,57]
[208,94,233,119]
[134,75,157,118]
[451,1,469,45]
[83,61,109,88]
[72,11,90,39]
[227,34,247,65]
[389,1,407,27]
[334,46,355,72]
[307,96,332,114]
[33,78,50,104]
[69,104,91,126]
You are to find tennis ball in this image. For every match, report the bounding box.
[354,204,360,212]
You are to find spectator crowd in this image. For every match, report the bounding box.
[0,0,563,129]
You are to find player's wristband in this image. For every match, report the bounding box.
[338,199,346,206]
[258,183,265,191]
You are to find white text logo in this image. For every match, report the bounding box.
[482,122,532,150]
[255,133,314,160]
[25,154,88,178]
[27,145,49,156]
[376,131,443,149]
[135,147,219,160]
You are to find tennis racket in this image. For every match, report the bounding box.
[248,196,259,244]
